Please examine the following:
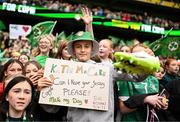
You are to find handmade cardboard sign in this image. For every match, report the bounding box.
[39,58,110,111]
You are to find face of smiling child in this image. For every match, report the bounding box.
[38,37,52,55]
[73,40,92,62]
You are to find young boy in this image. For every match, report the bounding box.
[37,7,148,122]
[66,31,147,122]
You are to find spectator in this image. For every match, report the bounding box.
[162,58,180,86]
[55,40,72,60]
[35,34,54,67]
[0,75,37,121]
[18,53,30,66]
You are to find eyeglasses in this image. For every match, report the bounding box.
[39,41,50,45]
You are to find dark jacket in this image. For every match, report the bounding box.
[162,72,180,86]
[165,79,180,121]
[34,91,68,121]
[0,111,38,121]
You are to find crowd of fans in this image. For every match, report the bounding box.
[0,27,179,121]
[0,32,31,60]
[1,0,179,29]
[0,3,179,122]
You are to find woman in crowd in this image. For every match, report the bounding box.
[34,34,55,67]
[0,75,37,121]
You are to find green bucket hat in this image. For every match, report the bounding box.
[67,31,99,57]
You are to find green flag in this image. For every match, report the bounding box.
[66,32,74,41]
[54,31,66,47]
[27,21,57,47]
[118,40,126,47]
[143,41,150,46]
[108,35,121,45]
[125,40,134,46]
[149,37,180,59]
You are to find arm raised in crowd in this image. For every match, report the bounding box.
[81,6,94,38]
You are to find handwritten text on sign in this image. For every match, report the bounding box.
[39,58,110,111]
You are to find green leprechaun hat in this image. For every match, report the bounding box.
[67,31,99,57]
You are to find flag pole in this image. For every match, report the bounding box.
[54,32,59,47]
[163,27,173,38]
[150,27,173,47]
[50,21,57,34]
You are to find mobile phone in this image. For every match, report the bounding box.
[159,89,169,98]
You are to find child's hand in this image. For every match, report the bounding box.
[160,97,169,110]
[81,6,93,25]
[29,75,42,86]
[29,69,44,86]
[144,94,164,109]
[37,76,54,91]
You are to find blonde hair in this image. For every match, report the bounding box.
[100,39,114,60]
[31,47,40,57]
[39,34,54,47]
[33,34,55,57]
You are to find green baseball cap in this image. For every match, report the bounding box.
[67,31,99,57]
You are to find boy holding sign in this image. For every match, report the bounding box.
[65,32,149,122]
[37,7,148,122]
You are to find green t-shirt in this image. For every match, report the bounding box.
[35,55,49,67]
[117,76,159,121]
